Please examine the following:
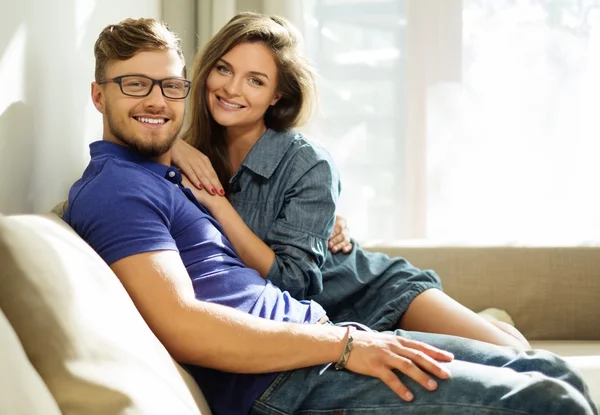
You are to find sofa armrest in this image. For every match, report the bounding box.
[363,244,600,341]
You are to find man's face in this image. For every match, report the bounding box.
[91,50,186,159]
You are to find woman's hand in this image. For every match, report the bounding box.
[180,173,221,211]
[171,138,225,196]
[328,215,353,254]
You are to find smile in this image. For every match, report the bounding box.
[217,96,244,109]
[134,116,168,125]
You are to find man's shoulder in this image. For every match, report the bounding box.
[65,156,179,265]
[75,157,169,197]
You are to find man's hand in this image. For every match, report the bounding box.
[171,138,225,196]
[328,215,353,254]
[346,330,453,401]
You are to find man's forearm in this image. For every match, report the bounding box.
[165,301,345,373]
[109,250,342,374]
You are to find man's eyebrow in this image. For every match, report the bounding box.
[218,58,270,80]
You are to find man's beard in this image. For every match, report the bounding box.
[106,107,182,158]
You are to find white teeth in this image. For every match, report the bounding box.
[218,97,242,108]
[137,117,166,124]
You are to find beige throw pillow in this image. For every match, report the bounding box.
[0,213,212,415]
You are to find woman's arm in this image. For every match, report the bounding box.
[183,157,340,299]
[261,158,339,298]
[177,138,342,298]
[181,174,276,278]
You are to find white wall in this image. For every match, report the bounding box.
[0,0,162,214]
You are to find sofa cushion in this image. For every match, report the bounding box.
[0,213,212,415]
[0,307,62,415]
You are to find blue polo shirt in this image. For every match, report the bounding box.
[64,141,326,415]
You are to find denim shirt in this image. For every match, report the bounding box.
[228,129,341,299]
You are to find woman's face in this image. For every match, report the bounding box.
[205,42,281,133]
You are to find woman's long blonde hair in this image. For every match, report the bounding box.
[181,12,317,188]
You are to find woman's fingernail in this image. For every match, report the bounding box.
[427,380,437,389]
[219,189,225,195]
[198,183,203,189]
[404,391,414,401]
[210,187,216,195]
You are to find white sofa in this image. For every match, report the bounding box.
[0,212,598,414]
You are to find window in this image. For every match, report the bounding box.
[302,0,409,241]
[303,0,600,243]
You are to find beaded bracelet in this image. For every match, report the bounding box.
[334,326,356,370]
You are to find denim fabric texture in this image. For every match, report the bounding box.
[249,326,598,415]
[228,129,442,331]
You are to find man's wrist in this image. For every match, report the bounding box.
[335,326,356,370]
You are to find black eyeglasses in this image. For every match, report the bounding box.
[97,75,191,99]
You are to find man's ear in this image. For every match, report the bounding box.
[270,91,282,106]
[91,82,105,114]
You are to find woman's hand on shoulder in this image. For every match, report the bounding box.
[181,173,224,212]
[171,138,225,196]
[328,215,353,254]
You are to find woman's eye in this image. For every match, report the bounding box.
[216,65,231,74]
[249,77,263,86]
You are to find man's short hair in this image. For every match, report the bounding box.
[94,18,185,81]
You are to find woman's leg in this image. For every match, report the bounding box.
[400,288,531,349]
[318,248,530,349]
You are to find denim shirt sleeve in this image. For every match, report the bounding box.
[264,158,339,299]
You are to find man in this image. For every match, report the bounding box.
[64,18,597,415]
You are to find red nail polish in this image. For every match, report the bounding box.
[211,187,216,195]
[219,189,225,196]
[198,183,203,189]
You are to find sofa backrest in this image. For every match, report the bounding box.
[367,244,600,341]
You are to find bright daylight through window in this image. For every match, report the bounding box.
[302,0,600,244]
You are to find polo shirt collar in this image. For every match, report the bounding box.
[90,140,180,182]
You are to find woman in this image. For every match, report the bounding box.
[173,12,528,349]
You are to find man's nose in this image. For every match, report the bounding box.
[144,83,167,107]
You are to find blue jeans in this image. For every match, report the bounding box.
[250,327,597,415]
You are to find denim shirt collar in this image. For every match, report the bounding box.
[89,140,181,183]
[238,129,294,180]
